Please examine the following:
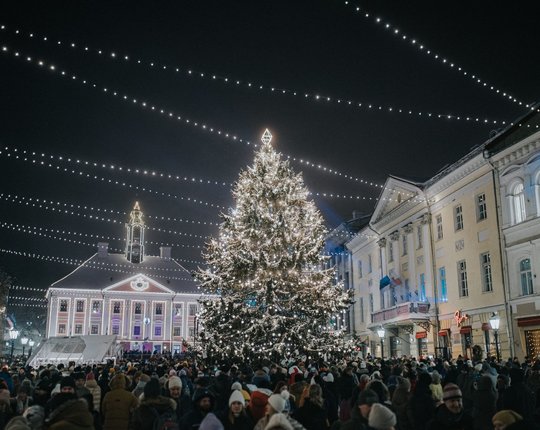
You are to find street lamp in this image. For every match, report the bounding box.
[377,326,386,359]
[21,336,29,357]
[9,329,19,361]
[28,340,35,358]
[489,312,500,362]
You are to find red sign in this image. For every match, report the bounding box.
[454,309,469,327]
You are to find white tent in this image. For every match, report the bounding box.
[27,335,120,367]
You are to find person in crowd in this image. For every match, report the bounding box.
[368,403,397,430]
[472,375,497,430]
[10,384,33,415]
[501,368,535,421]
[254,391,304,430]
[406,372,435,430]
[180,388,215,430]
[132,373,150,399]
[44,391,95,429]
[425,383,473,430]
[249,389,272,423]
[366,380,394,412]
[292,384,328,430]
[84,371,101,413]
[73,373,91,399]
[131,378,177,430]
[336,388,379,430]
[336,367,355,422]
[166,375,191,421]
[391,377,411,430]
[200,412,225,430]
[320,373,338,425]
[216,389,253,430]
[429,371,443,405]
[23,404,45,430]
[491,410,523,430]
[101,373,138,430]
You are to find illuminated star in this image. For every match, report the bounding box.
[261,128,272,145]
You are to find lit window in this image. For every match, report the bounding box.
[512,183,526,224]
[520,258,534,295]
[455,205,464,231]
[59,300,68,312]
[436,214,443,240]
[477,193,487,221]
[481,253,493,292]
[112,325,119,335]
[133,326,141,336]
[155,326,162,336]
[439,267,447,302]
[419,273,426,301]
[457,260,468,297]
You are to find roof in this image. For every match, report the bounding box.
[50,252,199,294]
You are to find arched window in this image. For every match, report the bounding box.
[519,258,534,296]
[512,183,526,224]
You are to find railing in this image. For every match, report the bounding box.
[371,301,430,323]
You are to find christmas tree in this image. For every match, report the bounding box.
[194,129,353,361]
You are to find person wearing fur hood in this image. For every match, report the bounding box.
[45,392,95,430]
[101,373,138,430]
[131,379,176,430]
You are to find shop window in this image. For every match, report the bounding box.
[525,329,540,359]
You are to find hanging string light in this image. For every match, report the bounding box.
[340,2,529,107]
[0,25,512,125]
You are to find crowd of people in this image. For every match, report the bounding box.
[0,352,538,430]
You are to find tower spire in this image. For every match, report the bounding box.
[126,201,145,263]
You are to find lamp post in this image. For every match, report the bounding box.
[21,336,29,358]
[9,329,19,361]
[28,340,35,358]
[377,326,386,359]
[489,312,500,362]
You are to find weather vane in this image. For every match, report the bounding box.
[261,128,272,145]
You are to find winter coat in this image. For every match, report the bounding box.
[392,383,411,430]
[254,414,305,430]
[101,374,138,430]
[472,376,497,430]
[425,403,474,430]
[216,409,254,430]
[292,399,328,430]
[131,395,177,430]
[85,379,101,413]
[46,398,95,430]
[406,386,436,430]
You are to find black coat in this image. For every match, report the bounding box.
[293,399,329,430]
[131,396,177,430]
[425,404,474,430]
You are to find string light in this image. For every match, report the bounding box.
[340,2,530,107]
[10,285,48,293]
[0,25,513,125]
[7,302,47,309]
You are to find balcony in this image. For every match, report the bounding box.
[371,302,430,324]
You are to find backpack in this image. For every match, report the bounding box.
[150,407,179,430]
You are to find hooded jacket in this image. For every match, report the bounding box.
[131,395,177,430]
[46,397,94,430]
[101,374,138,430]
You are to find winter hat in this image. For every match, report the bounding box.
[179,369,187,377]
[60,376,76,390]
[492,410,523,427]
[323,373,334,383]
[140,373,151,383]
[0,389,10,403]
[193,388,214,403]
[360,361,367,369]
[231,382,243,391]
[356,388,379,406]
[368,403,397,430]
[144,378,161,399]
[229,389,245,407]
[267,392,287,413]
[264,413,294,430]
[168,376,182,389]
[169,369,177,377]
[474,363,483,372]
[23,405,45,429]
[86,372,95,381]
[442,383,462,401]
[199,412,224,430]
[4,416,31,430]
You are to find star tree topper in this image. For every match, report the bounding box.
[261,128,272,145]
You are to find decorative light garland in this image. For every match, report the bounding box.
[0,25,512,125]
[341,1,529,107]
[10,284,50,292]
[7,296,46,302]
[7,302,47,309]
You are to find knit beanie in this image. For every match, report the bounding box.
[229,389,245,406]
[368,403,397,430]
[231,382,242,391]
[267,392,287,413]
[199,412,224,430]
[86,372,95,381]
[168,376,182,389]
[492,410,523,427]
[442,383,462,401]
[60,376,76,390]
[144,378,161,399]
[264,413,293,430]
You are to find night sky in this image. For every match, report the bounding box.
[1,1,538,325]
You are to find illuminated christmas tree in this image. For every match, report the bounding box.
[195,129,353,361]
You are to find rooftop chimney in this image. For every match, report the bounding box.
[160,246,172,260]
[97,242,109,258]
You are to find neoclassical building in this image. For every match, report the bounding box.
[45,203,201,354]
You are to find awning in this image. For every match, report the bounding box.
[517,316,540,327]
[415,331,427,339]
[459,326,472,334]
[481,322,491,331]
[438,329,450,336]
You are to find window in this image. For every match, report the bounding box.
[112,325,119,335]
[133,326,141,336]
[113,302,121,314]
[458,260,468,297]
[419,273,426,301]
[368,254,373,273]
[380,291,385,310]
[174,304,183,317]
[155,326,162,336]
[58,324,66,334]
[417,226,423,249]
[481,253,493,292]
[439,267,447,302]
[76,300,84,313]
[92,301,101,313]
[436,214,443,240]
[512,183,526,224]
[520,258,534,295]
[358,260,363,278]
[369,293,374,312]
[91,325,99,335]
[360,297,364,323]
[59,300,68,312]
[388,241,394,262]
[135,303,142,314]
[74,324,83,334]
[477,193,487,221]
[155,303,163,315]
[402,234,408,256]
[189,304,197,316]
[368,279,373,287]
[455,205,464,231]
[173,326,182,337]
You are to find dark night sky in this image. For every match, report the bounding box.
[0,1,538,323]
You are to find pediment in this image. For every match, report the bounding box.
[371,177,424,226]
[103,274,174,294]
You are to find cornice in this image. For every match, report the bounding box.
[425,154,487,197]
[492,139,540,170]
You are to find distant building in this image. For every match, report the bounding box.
[45,202,201,354]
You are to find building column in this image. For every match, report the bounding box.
[403,224,416,300]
